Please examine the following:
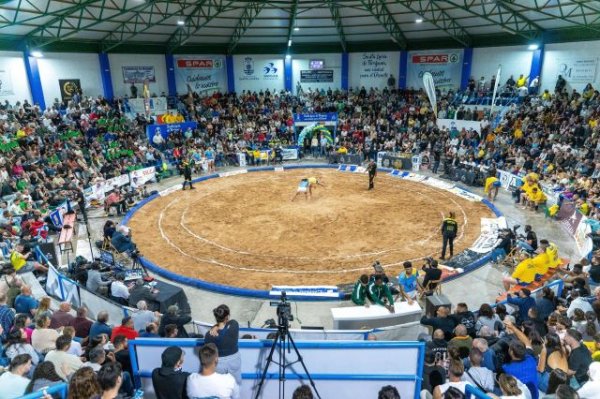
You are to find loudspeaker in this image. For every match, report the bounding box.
[425,294,452,317]
[39,242,60,266]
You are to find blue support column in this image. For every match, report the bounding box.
[284,56,292,92]
[98,53,114,100]
[529,45,544,84]
[341,52,349,90]
[226,55,235,93]
[460,48,473,91]
[398,51,408,89]
[165,54,177,97]
[23,52,45,110]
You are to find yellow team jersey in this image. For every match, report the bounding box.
[308,177,318,185]
[512,258,538,283]
[528,190,547,204]
[338,147,348,154]
[517,77,527,87]
[10,251,26,271]
[484,177,499,194]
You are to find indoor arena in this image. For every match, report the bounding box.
[0,1,598,399]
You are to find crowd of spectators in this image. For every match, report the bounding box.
[1,69,600,398]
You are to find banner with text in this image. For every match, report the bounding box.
[174,56,227,95]
[349,52,399,89]
[122,66,156,83]
[84,166,156,204]
[557,57,598,84]
[300,70,334,83]
[407,49,463,90]
[146,121,198,141]
[233,55,284,92]
[470,216,508,254]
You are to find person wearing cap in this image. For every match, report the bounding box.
[152,346,190,399]
[506,288,535,323]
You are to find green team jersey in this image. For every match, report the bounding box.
[351,280,368,305]
[367,282,394,306]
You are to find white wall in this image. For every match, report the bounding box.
[348,51,400,90]
[108,53,168,98]
[37,52,103,107]
[0,51,32,104]
[541,41,600,93]
[471,45,534,88]
[292,53,342,94]
[232,54,284,93]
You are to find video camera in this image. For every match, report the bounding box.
[270,291,293,327]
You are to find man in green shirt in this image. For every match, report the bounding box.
[368,274,395,313]
[351,274,369,306]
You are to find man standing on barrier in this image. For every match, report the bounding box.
[367,160,377,190]
[440,212,458,261]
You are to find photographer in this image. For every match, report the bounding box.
[206,304,241,386]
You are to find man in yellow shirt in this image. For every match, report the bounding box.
[524,187,547,210]
[502,253,537,291]
[10,243,48,274]
[516,74,528,88]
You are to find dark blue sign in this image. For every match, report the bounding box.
[293,113,338,123]
[146,122,198,141]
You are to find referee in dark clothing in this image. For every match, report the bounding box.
[181,160,194,190]
[440,212,458,260]
[367,161,377,190]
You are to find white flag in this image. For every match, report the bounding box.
[490,65,502,116]
[422,72,437,117]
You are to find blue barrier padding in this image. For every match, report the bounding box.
[247,166,275,172]
[18,383,68,399]
[466,383,493,399]
[481,198,503,217]
[121,193,159,225]
[129,338,423,349]
[283,164,339,170]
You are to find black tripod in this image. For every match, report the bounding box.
[254,297,321,399]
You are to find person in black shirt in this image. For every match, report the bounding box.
[421,306,457,341]
[181,160,194,190]
[588,257,600,286]
[440,212,458,260]
[205,304,241,385]
[421,259,442,295]
[366,161,377,190]
[522,225,538,252]
[452,303,476,338]
[564,329,592,386]
[151,346,190,399]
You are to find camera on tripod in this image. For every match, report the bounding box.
[270,291,293,327]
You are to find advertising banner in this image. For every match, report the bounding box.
[58,79,81,102]
[281,148,299,160]
[575,215,594,258]
[146,121,198,141]
[293,113,338,123]
[130,166,157,186]
[470,217,508,254]
[122,66,156,83]
[174,56,227,95]
[407,49,463,90]
[233,55,284,92]
[349,52,398,89]
[497,169,523,191]
[300,70,334,83]
[0,70,13,96]
[557,57,598,83]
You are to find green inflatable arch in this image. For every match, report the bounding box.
[297,124,334,145]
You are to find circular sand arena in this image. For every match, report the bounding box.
[128,169,493,290]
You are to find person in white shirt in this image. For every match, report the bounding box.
[187,343,240,399]
[433,358,471,399]
[131,300,159,332]
[0,354,32,399]
[44,335,83,380]
[566,289,593,318]
[463,348,494,393]
[110,273,131,305]
[577,361,600,399]
[82,347,105,372]
[152,131,165,148]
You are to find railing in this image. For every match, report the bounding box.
[18,383,68,399]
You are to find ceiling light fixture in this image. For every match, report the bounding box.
[285,54,291,60]
[30,50,43,58]
[288,39,292,47]
[415,18,423,23]
[528,44,539,50]
[294,26,300,31]
[177,20,185,26]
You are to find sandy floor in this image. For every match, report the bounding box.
[128,169,493,289]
